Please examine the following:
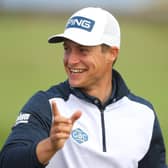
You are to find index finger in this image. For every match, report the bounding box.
[51,101,60,118]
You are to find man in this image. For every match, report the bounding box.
[0,7,167,168]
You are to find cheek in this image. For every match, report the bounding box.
[63,57,68,73]
[63,56,68,65]
[93,56,105,68]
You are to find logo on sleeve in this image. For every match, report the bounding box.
[66,16,95,32]
[15,113,30,126]
[71,128,88,144]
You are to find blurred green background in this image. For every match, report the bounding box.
[0,10,168,163]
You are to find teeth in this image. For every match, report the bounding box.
[70,69,84,73]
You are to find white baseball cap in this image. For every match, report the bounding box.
[48,7,120,48]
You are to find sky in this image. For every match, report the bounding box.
[1,0,156,13]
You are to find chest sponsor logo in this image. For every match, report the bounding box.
[71,128,88,144]
[15,113,30,126]
[66,16,95,32]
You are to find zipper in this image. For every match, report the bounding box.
[100,107,106,152]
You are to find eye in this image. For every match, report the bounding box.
[79,47,89,54]
[63,44,71,54]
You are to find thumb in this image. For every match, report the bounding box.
[70,111,82,124]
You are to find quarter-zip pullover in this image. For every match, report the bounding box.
[0,69,167,168]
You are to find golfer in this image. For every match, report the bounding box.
[0,7,167,168]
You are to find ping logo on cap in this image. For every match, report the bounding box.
[66,16,95,32]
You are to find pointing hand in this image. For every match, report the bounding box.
[49,101,82,151]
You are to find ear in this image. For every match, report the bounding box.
[108,47,119,63]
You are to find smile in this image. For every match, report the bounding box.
[69,68,86,73]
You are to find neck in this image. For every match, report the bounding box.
[82,76,112,104]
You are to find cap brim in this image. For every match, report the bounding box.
[48,33,102,46]
[48,33,120,48]
[48,34,66,43]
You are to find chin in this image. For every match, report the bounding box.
[69,80,83,88]
[69,83,81,88]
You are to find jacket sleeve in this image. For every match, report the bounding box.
[0,91,52,168]
[138,115,167,168]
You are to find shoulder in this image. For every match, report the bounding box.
[46,80,71,100]
[127,92,154,111]
[20,81,71,119]
[23,81,71,109]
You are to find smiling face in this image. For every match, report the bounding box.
[63,40,118,93]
